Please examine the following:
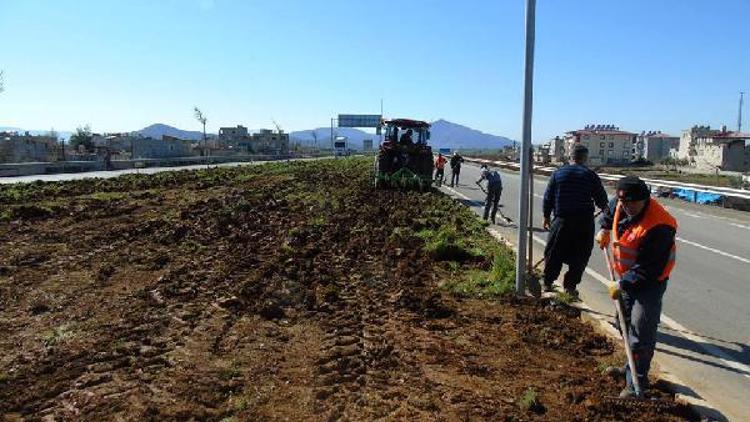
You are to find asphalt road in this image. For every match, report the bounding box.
[442,162,750,421]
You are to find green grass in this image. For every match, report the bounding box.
[441,252,516,298]
[518,387,541,412]
[418,227,475,261]
[554,291,580,305]
[40,323,77,348]
[89,191,127,201]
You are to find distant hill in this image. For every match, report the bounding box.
[428,119,514,151]
[290,128,376,150]
[290,119,515,151]
[136,123,214,141]
[3,120,515,151]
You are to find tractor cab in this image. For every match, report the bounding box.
[374,118,434,190]
[382,119,431,147]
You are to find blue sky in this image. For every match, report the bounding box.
[0,0,747,140]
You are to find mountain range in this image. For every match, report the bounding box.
[288,119,515,151]
[136,123,214,141]
[3,120,516,150]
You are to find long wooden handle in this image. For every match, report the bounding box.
[602,248,643,398]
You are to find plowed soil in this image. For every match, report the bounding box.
[0,159,695,421]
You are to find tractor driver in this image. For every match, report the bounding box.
[399,129,414,146]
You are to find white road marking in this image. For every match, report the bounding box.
[527,234,750,380]
[676,237,750,265]
[682,212,706,219]
[730,223,750,230]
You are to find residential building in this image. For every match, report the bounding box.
[549,136,566,163]
[133,136,194,159]
[635,131,680,163]
[218,125,249,147]
[564,124,636,166]
[677,125,715,161]
[0,131,58,163]
[90,133,194,159]
[533,144,551,165]
[679,125,749,171]
[249,129,289,154]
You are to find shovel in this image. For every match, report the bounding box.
[602,247,644,399]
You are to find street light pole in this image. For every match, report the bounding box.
[516,0,536,295]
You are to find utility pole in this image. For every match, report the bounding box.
[516,0,536,296]
[739,91,744,133]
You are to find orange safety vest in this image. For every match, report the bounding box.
[612,199,677,282]
[435,156,447,170]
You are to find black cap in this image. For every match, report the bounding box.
[616,176,650,201]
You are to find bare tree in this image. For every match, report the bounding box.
[311,129,318,148]
[193,106,208,156]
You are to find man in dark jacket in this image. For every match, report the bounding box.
[476,164,503,224]
[597,176,677,398]
[542,144,608,296]
[449,152,464,187]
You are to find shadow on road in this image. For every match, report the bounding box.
[657,331,750,373]
[583,307,750,373]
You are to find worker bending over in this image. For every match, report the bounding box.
[597,176,677,399]
[476,164,503,224]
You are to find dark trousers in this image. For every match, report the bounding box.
[483,183,502,223]
[543,215,594,290]
[434,168,445,184]
[616,281,668,392]
[450,167,460,186]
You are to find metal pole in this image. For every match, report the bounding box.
[739,91,744,133]
[330,118,334,153]
[515,0,536,295]
[527,148,534,274]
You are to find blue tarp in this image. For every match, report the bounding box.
[671,188,723,204]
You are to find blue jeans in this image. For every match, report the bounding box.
[615,281,668,392]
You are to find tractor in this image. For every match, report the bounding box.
[373,119,434,191]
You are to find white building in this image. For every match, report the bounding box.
[678,125,749,171]
[564,124,636,166]
[635,131,680,163]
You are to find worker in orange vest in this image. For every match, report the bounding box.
[595,176,677,399]
[434,153,447,185]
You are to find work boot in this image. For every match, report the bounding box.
[603,366,626,380]
[564,288,580,301]
[618,386,643,399]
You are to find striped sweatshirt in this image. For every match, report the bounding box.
[543,163,608,219]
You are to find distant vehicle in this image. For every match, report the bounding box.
[334,136,349,157]
[439,148,451,155]
[374,118,433,191]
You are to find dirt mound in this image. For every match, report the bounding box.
[0,159,695,420]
